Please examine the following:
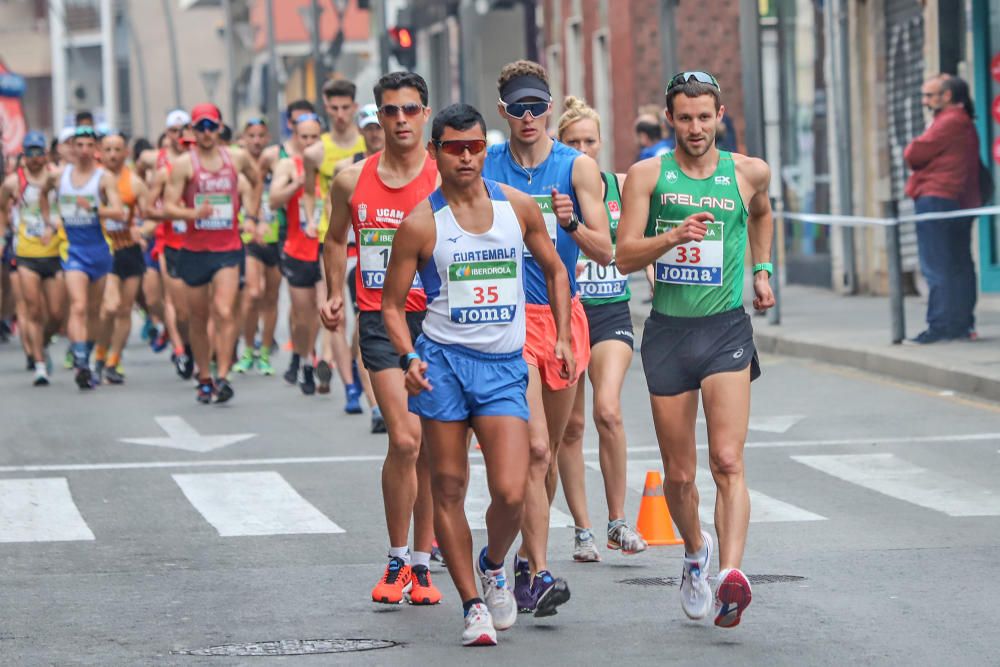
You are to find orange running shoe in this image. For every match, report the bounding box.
[408,565,442,605]
[372,557,412,604]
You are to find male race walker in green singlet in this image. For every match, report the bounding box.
[616,71,775,629]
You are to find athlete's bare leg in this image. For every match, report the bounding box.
[42,273,66,343]
[17,269,46,362]
[260,264,281,349]
[425,415,529,602]
[700,367,751,570]
[650,388,703,555]
[209,266,240,379]
[557,378,591,529]
[186,283,212,379]
[241,255,264,349]
[288,285,319,360]
[588,341,633,521]
[142,266,165,326]
[370,368,434,552]
[96,274,121,354]
[109,276,142,363]
[353,325,376,407]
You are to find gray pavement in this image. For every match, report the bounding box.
[1,303,999,665]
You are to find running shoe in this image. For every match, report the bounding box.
[215,378,235,404]
[75,367,94,390]
[714,568,752,628]
[513,558,535,613]
[407,565,442,605]
[431,540,445,564]
[233,349,255,374]
[607,520,648,555]
[45,351,52,376]
[531,570,570,617]
[175,353,193,380]
[680,530,714,620]
[476,548,517,631]
[140,317,154,341]
[345,382,363,414]
[104,366,125,385]
[299,365,316,395]
[257,349,274,376]
[94,360,106,382]
[196,380,214,404]
[63,349,74,370]
[371,557,412,604]
[33,368,49,386]
[370,405,387,434]
[315,360,332,394]
[283,356,299,385]
[151,330,169,353]
[462,602,497,647]
[25,355,33,371]
[572,528,601,562]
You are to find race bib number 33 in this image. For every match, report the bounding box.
[654,219,724,287]
[448,260,518,324]
[358,228,422,290]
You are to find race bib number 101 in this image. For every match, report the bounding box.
[654,218,724,287]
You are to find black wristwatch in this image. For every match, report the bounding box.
[561,215,580,233]
[399,352,420,371]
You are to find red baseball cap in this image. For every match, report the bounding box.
[191,103,221,125]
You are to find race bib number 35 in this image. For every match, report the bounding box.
[194,194,234,231]
[358,228,422,290]
[448,260,518,324]
[654,219,724,287]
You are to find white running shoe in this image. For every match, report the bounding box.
[476,554,517,631]
[462,602,497,646]
[714,568,752,628]
[679,529,714,620]
[572,529,601,562]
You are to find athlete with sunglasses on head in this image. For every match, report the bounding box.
[482,59,612,619]
[162,103,262,404]
[616,71,775,629]
[320,71,441,607]
[0,132,65,386]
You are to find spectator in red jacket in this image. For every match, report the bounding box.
[904,74,982,344]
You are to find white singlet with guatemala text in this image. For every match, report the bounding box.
[418,179,525,354]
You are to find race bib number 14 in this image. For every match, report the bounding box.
[358,228,422,290]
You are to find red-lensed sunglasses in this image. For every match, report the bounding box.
[433,139,487,156]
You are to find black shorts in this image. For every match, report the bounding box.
[246,242,281,267]
[640,307,761,397]
[347,265,359,313]
[176,249,244,288]
[163,246,181,279]
[112,245,146,279]
[16,256,61,280]
[584,300,635,349]
[281,253,321,288]
[359,310,425,373]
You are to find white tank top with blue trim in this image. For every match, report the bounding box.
[418,179,526,354]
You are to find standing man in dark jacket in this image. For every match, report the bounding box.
[904,74,982,343]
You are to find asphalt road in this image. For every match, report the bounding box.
[1,318,998,666]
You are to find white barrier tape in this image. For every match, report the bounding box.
[778,204,1000,228]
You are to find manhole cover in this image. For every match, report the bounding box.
[172,639,399,656]
[618,574,805,587]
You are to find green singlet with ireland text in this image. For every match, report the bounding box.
[644,150,748,317]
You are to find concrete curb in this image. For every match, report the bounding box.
[753,330,1000,403]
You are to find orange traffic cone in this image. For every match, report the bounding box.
[635,470,684,546]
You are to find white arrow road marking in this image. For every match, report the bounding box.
[466,464,574,529]
[608,460,825,523]
[696,415,805,434]
[792,453,1000,517]
[0,478,95,543]
[173,472,345,536]
[120,416,256,453]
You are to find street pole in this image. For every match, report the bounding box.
[99,0,117,128]
[266,0,281,133]
[885,201,905,344]
[659,0,678,84]
[826,0,857,294]
[48,0,68,131]
[223,0,237,125]
[310,0,324,107]
[160,0,183,109]
[522,0,539,63]
[739,0,766,158]
[377,0,390,75]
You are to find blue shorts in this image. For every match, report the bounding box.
[144,243,159,272]
[409,335,529,423]
[62,246,113,281]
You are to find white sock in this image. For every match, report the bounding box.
[685,542,708,563]
[388,546,410,563]
[411,551,431,569]
[34,362,46,374]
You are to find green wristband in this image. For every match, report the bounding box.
[753,262,773,276]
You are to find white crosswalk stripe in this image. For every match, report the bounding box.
[173,471,345,537]
[594,459,826,523]
[0,477,95,543]
[466,464,574,529]
[791,453,1000,517]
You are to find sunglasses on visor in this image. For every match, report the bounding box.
[434,139,487,156]
[499,99,550,120]
[665,71,721,93]
[378,103,424,117]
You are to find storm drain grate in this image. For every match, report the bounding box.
[172,639,399,657]
[618,574,805,587]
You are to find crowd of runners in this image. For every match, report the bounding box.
[0,62,774,646]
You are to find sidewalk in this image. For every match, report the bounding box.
[627,279,1000,402]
